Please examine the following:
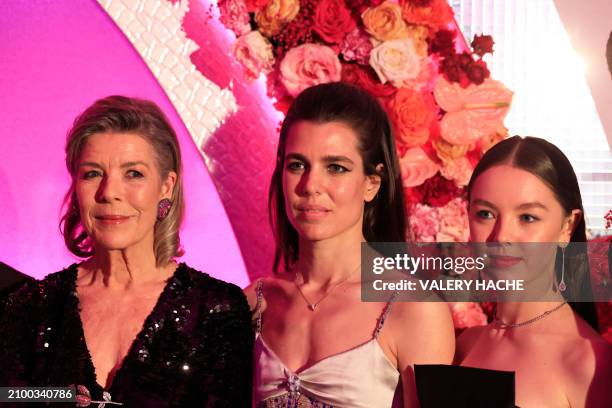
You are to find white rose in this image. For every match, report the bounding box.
[369,38,422,87]
[232,31,275,79]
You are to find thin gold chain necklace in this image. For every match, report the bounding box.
[294,266,359,311]
[495,302,567,329]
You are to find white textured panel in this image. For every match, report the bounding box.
[96,0,237,152]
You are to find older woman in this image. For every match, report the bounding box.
[0,96,253,406]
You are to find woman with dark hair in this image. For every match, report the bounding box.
[245,82,455,407]
[0,96,253,406]
[456,136,612,407]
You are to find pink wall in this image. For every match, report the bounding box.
[0,0,249,286]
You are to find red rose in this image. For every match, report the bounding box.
[471,34,495,57]
[341,63,396,99]
[313,0,357,44]
[466,60,490,85]
[345,0,385,14]
[414,173,463,207]
[429,29,456,57]
[245,0,272,12]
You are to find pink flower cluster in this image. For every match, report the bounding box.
[217,0,513,245]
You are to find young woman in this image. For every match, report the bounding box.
[245,82,455,408]
[0,96,253,406]
[456,136,612,407]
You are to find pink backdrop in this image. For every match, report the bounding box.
[0,0,249,286]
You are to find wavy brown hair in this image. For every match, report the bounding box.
[60,95,184,266]
[269,82,406,273]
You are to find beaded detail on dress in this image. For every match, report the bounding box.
[253,281,401,408]
[0,263,254,407]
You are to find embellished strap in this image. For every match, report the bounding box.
[254,280,264,334]
[374,291,398,338]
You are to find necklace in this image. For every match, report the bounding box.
[495,302,567,329]
[294,267,358,311]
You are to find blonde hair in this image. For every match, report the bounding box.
[60,95,184,266]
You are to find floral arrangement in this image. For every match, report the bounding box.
[219,0,513,244]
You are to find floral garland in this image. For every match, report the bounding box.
[219,0,513,245]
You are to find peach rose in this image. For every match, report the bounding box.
[362,1,408,42]
[399,147,440,188]
[369,38,423,87]
[255,0,300,37]
[232,31,275,79]
[478,126,508,153]
[440,156,472,187]
[389,88,436,147]
[433,138,469,162]
[279,43,342,97]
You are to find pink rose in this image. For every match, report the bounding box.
[436,198,469,242]
[399,147,440,188]
[232,31,275,79]
[450,302,488,329]
[341,27,374,66]
[279,43,342,97]
[219,0,251,37]
[407,203,439,242]
[440,156,472,187]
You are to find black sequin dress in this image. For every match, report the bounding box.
[0,263,253,407]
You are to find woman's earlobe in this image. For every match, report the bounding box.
[562,209,582,241]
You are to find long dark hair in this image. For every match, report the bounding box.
[269,82,406,273]
[468,136,599,330]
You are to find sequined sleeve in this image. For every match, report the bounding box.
[0,281,40,386]
[192,283,254,407]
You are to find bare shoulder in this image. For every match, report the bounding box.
[243,273,293,312]
[561,333,612,406]
[243,278,263,312]
[385,301,456,366]
[562,333,612,377]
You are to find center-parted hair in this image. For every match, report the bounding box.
[60,95,184,267]
[467,135,598,330]
[269,82,406,273]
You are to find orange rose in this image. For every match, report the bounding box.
[400,0,453,29]
[362,1,408,42]
[388,88,436,147]
[406,24,429,56]
[255,0,300,37]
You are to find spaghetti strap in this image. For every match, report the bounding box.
[374,291,398,339]
[254,279,264,334]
